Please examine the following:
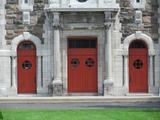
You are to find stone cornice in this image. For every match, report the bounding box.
[45,8,119,12]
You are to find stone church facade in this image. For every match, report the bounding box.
[0,0,160,96]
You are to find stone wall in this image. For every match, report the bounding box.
[158,0,160,41]
[5,0,45,44]
[120,0,159,43]
[5,0,159,44]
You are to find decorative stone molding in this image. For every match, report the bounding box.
[134,10,142,24]
[18,0,34,24]
[123,31,155,56]
[19,0,34,11]
[11,32,42,56]
[52,12,60,29]
[45,0,119,11]
[22,11,31,24]
[104,11,112,28]
[130,0,146,9]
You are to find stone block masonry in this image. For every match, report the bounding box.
[120,0,159,43]
[5,0,45,44]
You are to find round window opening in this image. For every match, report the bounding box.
[71,58,80,67]
[22,60,32,70]
[77,0,88,2]
[133,59,143,69]
[85,58,94,67]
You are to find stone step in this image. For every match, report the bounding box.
[126,93,153,96]
[0,96,159,104]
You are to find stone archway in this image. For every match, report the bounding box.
[11,32,42,56]
[11,32,42,94]
[123,31,155,93]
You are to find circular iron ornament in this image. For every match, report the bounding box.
[71,58,80,67]
[77,0,88,2]
[22,60,32,70]
[133,59,143,69]
[85,58,95,67]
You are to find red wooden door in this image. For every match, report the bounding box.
[17,41,36,94]
[68,48,97,93]
[129,49,148,93]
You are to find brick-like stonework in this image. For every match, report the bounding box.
[120,0,159,42]
[5,0,45,44]
[4,0,159,44]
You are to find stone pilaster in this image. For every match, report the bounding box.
[52,12,63,96]
[0,0,6,47]
[124,55,129,89]
[103,11,114,95]
[9,56,17,96]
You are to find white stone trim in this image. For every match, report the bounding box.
[23,11,31,24]
[123,31,155,56]
[18,0,34,11]
[62,30,104,95]
[46,0,119,10]
[130,0,146,9]
[10,32,43,95]
[11,32,42,56]
[123,31,155,94]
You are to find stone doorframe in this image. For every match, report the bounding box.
[123,31,155,93]
[10,32,43,95]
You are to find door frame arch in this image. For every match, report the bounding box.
[11,32,42,94]
[11,32,42,56]
[123,31,155,93]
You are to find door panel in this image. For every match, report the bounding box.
[129,49,148,93]
[18,47,36,94]
[68,49,97,93]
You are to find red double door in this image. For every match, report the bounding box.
[17,41,36,94]
[68,48,97,93]
[129,49,148,93]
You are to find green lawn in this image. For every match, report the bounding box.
[0,108,160,120]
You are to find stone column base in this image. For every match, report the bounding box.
[103,80,114,96]
[49,80,63,96]
[7,86,17,96]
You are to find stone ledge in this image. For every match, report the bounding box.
[45,8,119,12]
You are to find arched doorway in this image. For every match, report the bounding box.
[17,41,37,94]
[129,40,148,93]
